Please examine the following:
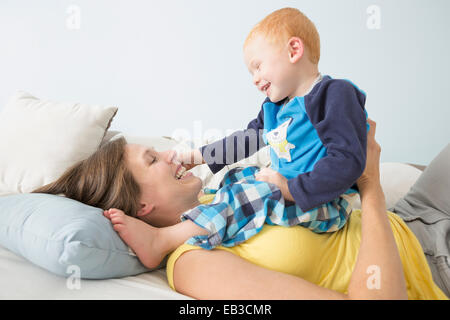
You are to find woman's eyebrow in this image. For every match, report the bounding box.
[142,148,155,160]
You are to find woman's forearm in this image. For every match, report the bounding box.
[347,183,408,299]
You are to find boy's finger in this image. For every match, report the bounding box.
[172,150,181,165]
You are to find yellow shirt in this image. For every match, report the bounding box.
[167,194,447,300]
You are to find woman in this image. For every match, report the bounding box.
[33,120,447,299]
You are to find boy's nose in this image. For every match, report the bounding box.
[253,74,261,87]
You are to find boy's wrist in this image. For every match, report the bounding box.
[281,180,295,202]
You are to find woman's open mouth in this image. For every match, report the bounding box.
[175,166,191,180]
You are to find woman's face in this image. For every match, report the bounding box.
[125,143,203,227]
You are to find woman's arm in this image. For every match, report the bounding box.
[173,246,347,299]
[173,119,408,300]
[346,119,408,299]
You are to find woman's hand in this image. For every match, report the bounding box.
[356,118,382,194]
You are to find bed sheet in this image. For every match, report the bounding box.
[0,244,191,300]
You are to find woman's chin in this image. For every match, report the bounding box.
[193,177,204,192]
[179,174,202,189]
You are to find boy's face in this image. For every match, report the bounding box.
[244,34,299,103]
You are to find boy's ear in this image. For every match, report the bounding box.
[287,37,304,63]
[136,202,155,217]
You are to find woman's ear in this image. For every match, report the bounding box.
[136,202,155,217]
[287,37,304,63]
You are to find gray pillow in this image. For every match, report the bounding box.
[0,193,165,279]
[393,144,450,221]
[392,143,450,297]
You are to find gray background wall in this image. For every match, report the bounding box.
[0,0,449,165]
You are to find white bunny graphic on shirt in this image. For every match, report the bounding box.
[266,118,295,162]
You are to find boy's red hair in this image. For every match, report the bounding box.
[245,8,321,65]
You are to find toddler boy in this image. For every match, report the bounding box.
[180,7,369,233]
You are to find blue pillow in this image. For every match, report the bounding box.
[0,193,160,279]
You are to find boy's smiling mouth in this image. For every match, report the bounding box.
[260,82,271,94]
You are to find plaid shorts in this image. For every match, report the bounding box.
[181,166,357,249]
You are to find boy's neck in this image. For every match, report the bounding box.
[289,65,321,100]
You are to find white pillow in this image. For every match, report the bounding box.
[353,162,423,210]
[0,91,118,195]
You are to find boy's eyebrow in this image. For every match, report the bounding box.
[247,59,257,73]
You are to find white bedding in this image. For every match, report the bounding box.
[0,132,423,300]
[0,243,190,300]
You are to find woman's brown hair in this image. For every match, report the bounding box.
[32,137,142,217]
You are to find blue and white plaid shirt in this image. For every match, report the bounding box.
[181,166,356,250]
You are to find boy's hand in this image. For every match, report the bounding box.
[255,168,294,202]
[175,149,205,171]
